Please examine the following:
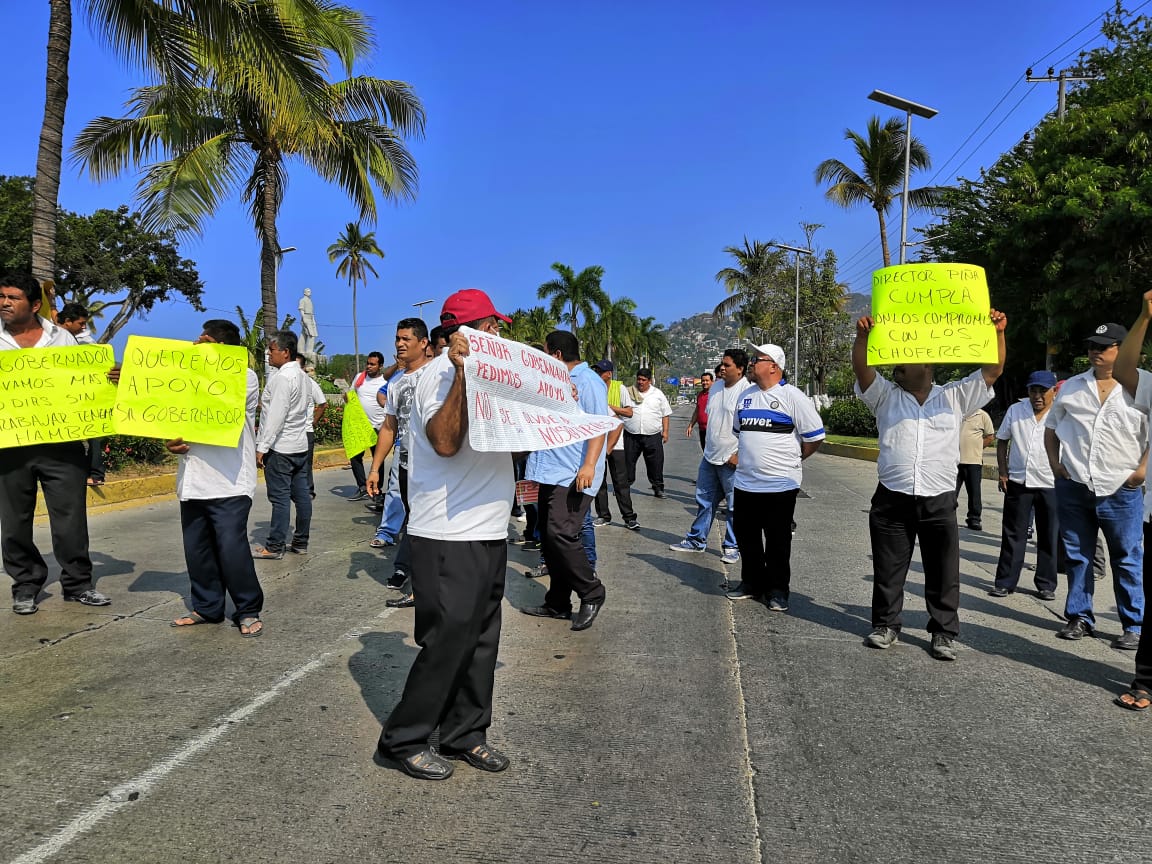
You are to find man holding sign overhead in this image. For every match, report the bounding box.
[852,264,1007,661]
[0,273,111,613]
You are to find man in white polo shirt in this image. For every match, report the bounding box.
[990,370,1059,601]
[1045,321,1146,649]
[623,368,672,498]
[852,309,1008,661]
[167,319,265,637]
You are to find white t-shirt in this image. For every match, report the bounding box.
[304,374,325,435]
[857,370,994,498]
[732,382,825,492]
[384,363,429,469]
[406,353,514,541]
[177,369,259,500]
[355,371,389,430]
[703,379,744,466]
[1046,369,1147,496]
[995,399,1054,488]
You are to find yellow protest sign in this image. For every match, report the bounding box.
[341,394,378,459]
[0,344,116,447]
[113,335,249,446]
[868,263,997,365]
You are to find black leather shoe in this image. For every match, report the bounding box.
[1057,618,1093,640]
[571,601,602,631]
[988,586,1012,597]
[386,593,415,608]
[521,604,570,619]
[444,743,510,772]
[378,747,454,781]
[1037,589,1056,601]
[653,489,667,499]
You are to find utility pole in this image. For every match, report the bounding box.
[1025,65,1102,369]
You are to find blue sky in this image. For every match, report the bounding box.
[0,0,1124,357]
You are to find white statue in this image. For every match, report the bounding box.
[298,288,318,358]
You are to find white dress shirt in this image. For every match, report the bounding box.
[177,369,259,500]
[996,399,1054,488]
[1046,370,1147,496]
[257,360,310,454]
[857,369,994,497]
[0,319,78,350]
[624,387,671,435]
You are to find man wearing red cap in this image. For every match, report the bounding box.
[376,288,515,781]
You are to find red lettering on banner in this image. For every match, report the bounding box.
[468,333,513,361]
[537,380,567,400]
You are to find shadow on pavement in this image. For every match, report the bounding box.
[348,630,419,726]
[345,549,393,586]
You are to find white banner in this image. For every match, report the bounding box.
[460,327,621,452]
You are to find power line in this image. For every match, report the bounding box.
[948,86,1040,180]
[928,81,1024,185]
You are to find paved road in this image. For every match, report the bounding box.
[1,410,1148,864]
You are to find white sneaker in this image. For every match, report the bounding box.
[720,548,740,564]
[668,540,705,553]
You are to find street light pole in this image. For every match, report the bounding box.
[769,242,813,382]
[867,90,937,265]
[412,298,436,320]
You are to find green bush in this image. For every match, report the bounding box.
[821,398,878,437]
[314,401,344,445]
[101,436,174,472]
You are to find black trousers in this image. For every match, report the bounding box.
[955,463,983,524]
[539,482,606,610]
[350,445,371,491]
[868,483,961,636]
[594,450,636,522]
[88,438,106,482]
[733,487,799,598]
[180,495,264,624]
[1132,522,1152,692]
[0,442,94,600]
[993,481,1058,592]
[697,427,707,450]
[379,537,506,759]
[623,431,665,491]
[305,431,316,497]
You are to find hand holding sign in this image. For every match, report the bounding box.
[868,263,999,365]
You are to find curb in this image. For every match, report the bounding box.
[822,441,1001,481]
[36,446,359,519]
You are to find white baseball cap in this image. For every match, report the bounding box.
[747,342,786,370]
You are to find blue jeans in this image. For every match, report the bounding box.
[582,506,597,568]
[682,459,737,551]
[376,457,407,540]
[264,450,312,551]
[1056,478,1144,632]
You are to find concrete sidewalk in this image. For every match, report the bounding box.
[0,409,1148,864]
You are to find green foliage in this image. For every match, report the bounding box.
[100,436,174,472]
[924,5,1152,379]
[0,176,203,340]
[821,398,878,437]
[505,307,557,348]
[328,221,384,366]
[537,263,608,330]
[314,401,344,445]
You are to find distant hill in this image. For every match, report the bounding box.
[662,292,869,381]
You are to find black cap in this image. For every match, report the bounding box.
[1085,322,1128,346]
[593,359,614,373]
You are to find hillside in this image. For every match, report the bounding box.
[662,292,869,379]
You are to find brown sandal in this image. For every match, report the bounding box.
[239,617,264,638]
[1115,689,1152,711]
[171,612,218,627]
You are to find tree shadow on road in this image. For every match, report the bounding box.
[347,630,419,726]
[345,548,392,586]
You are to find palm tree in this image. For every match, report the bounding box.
[634,316,669,370]
[505,307,557,348]
[537,263,609,331]
[327,222,384,371]
[814,115,944,267]
[583,296,638,362]
[33,0,334,307]
[73,1,424,337]
[711,238,790,337]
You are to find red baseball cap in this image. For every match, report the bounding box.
[440,289,512,326]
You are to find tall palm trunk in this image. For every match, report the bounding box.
[32,0,71,307]
[259,163,280,338]
[352,275,360,372]
[876,207,891,268]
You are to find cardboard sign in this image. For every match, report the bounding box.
[0,344,116,447]
[460,327,620,452]
[341,394,378,459]
[113,336,249,446]
[868,263,997,365]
